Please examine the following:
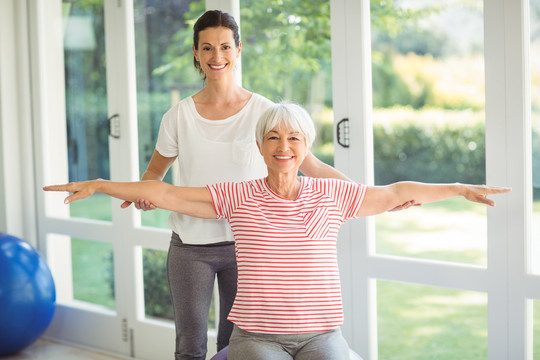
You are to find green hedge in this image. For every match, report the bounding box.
[313,118,487,185]
[142,249,174,320]
[373,121,486,185]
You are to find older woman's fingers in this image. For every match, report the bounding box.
[43,184,71,192]
[463,185,506,206]
[478,195,495,206]
[64,192,87,204]
[43,184,73,204]
[43,182,93,204]
[485,186,512,195]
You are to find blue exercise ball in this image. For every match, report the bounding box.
[0,233,56,356]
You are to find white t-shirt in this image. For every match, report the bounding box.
[207,177,367,333]
[155,93,273,244]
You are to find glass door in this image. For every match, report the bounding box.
[329,0,522,358]
[371,1,489,358]
[37,0,185,358]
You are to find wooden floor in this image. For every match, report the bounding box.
[1,339,128,360]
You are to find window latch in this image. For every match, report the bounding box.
[108,114,120,139]
[337,118,349,148]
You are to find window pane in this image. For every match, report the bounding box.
[371,0,487,265]
[142,249,173,321]
[63,1,111,221]
[240,0,334,166]
[378,280,487,359]
[530,0,540,274]
[72,238,115,309]
[133,0,205,229]
[68,193,112,221]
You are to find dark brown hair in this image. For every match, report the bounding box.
[193,10,240,77]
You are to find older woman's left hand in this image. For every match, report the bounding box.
[463,185,512,206]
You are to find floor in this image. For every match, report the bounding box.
[1,338,127,360]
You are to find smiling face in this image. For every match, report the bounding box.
[192,27,241,81]
[255,103,316,177]
[258,122,308,175]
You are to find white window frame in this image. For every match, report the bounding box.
[0,0,36,243]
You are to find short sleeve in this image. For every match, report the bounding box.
[207,183,229,220]
[326,179,367,221]
[207,181,253,220]
[155,104,180,158]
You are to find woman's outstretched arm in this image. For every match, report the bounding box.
[357,182,511,217]
[120,150,177,210]
[43,179,217,219]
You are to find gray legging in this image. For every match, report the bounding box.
[228,326,350,360]
[167,232,238,360]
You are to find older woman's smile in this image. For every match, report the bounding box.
[274,155,294,160]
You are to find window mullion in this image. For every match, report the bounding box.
[484,0,530,358]
[103,0,141,334]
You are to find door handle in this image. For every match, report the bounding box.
[336,118,349,148]
[108,114,120,139]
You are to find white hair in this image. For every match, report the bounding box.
[255,103,316,149]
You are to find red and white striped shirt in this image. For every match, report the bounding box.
[207,177,367,334]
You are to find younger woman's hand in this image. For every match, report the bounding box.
[120,199,156,211]
[388,200,422,212]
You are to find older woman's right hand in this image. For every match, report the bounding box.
[43,180,98,204]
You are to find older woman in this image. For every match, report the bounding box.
[44,103,510,360]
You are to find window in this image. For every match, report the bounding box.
[64,0,112,222]
[371,0,487,265]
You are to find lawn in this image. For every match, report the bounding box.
[377,281,488,359]
[67,194,540,359]
[375,199,488,358]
